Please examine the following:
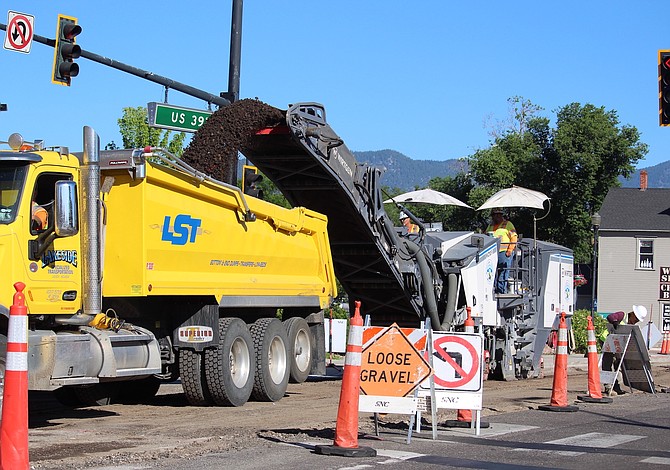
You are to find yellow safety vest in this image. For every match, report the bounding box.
[486,220,517,253]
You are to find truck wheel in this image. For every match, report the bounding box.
[250,318,289,402]
[284,317,312,383]
[73,383,120,406]
[204,318,254,406]
[179,348,212,406]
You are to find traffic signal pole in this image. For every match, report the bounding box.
[0,22,231,108]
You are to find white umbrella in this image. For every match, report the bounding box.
[476,185,549,211]
[477,186,551,248]
[383,188,471,209]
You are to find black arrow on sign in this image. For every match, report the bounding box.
[12,22,27,43]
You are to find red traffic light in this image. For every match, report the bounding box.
[659,50,670,126]
[52,14,81,86]
[62,23,82,40]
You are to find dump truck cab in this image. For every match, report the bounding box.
[0,135,82,320]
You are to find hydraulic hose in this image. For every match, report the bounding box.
[402,238,441,331]
[441,273,458,330]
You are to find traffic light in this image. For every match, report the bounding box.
[242,165,263,198]
[52,15,81,86]
[659,50,670,126]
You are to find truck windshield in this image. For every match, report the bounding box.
[0,163,28,224]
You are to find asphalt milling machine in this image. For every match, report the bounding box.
[200,100,575,381]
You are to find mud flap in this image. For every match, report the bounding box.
[306,311,326,376]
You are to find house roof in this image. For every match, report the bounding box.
[598,187,670,231]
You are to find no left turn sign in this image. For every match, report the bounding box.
[422,332,483,392]
[4,11,34,53]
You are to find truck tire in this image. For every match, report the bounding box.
[73,383,120,406]
[250,318,289,402]
[284,317,312,383]
[204,318,254,406]
[179,348,212,406]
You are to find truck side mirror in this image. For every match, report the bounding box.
[54,180,78,237]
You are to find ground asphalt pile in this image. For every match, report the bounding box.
[181,99,284,183]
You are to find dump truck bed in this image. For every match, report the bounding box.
[100,159,336,311]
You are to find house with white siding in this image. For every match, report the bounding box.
[596,171,670,328]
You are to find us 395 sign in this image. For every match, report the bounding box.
[147,102,212,133]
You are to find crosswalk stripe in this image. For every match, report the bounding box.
[515,432,645,456]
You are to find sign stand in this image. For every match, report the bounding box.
[407,319,437,442]
[600,326,655,394]
[360,316,433,442]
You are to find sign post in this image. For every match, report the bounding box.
[147,102,213,133]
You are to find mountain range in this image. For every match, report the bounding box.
[351,150,670,190]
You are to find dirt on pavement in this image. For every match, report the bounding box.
[26,362,670,469]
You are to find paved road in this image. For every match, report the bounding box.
[75,351,670,470]
[29,350,670,469]
[83,385,670,469]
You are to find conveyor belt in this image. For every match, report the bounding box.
[243,103,422,325]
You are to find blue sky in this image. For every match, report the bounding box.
[1,1,668,168]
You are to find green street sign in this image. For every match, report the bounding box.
[147,102,212,133]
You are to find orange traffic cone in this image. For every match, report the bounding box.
[442,308,489,429]
[538,312,579,412]
[0,282,30,470]
[660,331,670,355]
[577,315,612,404]
[316,301,376,457]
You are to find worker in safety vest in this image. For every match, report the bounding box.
[486,208,518,293]
[32,200,48,231]
[399,211,419,235]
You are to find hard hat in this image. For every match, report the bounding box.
[399,211,408,220]
[632,305,648,321]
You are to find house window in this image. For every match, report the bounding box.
[637,239,654,270]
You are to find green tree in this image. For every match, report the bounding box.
[257,173,290,208]
[117,106,186,157]
[543,103,646,260]
[465,99,647,262]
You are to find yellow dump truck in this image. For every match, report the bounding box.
[0,127,336,408]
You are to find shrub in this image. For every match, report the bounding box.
[571,309,609,353]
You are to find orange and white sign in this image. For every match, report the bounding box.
[358,325,431,414]
[360,325,430,398]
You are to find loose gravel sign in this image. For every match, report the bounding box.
[360,325,431,397]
